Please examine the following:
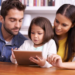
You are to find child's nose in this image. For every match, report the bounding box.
[34,34,38,37]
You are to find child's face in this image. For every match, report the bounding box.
[54,14,72,38]
[31,24,44,47]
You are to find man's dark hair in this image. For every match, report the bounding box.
[1,0,26,19]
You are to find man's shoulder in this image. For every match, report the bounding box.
[14,32,28,47]
[17,32,28,41]
[0,22,2,29]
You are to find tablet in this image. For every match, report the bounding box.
[13,50,42,65]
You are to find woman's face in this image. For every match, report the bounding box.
[54,14,72,38]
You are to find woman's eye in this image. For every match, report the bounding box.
[62,24,67,27]
[56,19,59,23]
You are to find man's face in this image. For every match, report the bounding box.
[3,8,24,35]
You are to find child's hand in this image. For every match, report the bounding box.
[29,55,46,66]
[47,54,63,68]
[11,48,17,59]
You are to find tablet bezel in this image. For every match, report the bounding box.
[13,50,42,65]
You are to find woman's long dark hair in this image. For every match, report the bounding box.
[55,4,75,61]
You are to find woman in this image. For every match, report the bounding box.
[47,4,75,69]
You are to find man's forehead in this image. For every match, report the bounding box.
[7,8,24,15]
[6,9,24,19]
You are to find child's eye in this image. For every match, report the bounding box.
[31,32,34,34]
[38,33,42,35]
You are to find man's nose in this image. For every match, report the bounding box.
[15,21,20,28]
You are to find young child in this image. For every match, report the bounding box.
[10,17,57,68]
[47,4,75,69]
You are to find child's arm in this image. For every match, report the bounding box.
[29,55,52,68]
[10,41,26,64]
[40,39,57,68]
[43,39,57,68]
[29,39,57,68]
[29,55,46,67]
[47,54,75,69]
[10,48,18,64]
[48,39,57,56]
[10,40,29,64]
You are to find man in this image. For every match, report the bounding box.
[0,10,1,22]
[0,0,27,62]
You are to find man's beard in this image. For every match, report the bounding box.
[3,24,21,35]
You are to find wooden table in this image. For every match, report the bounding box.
[0,62,75,75]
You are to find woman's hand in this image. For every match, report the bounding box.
[29,55,46,67]
[47,54,63,68]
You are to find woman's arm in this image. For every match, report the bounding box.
[60,62,75,69]
[47,54,75,69]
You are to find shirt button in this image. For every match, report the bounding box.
[1,56,4,58]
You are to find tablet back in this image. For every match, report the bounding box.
[13,50,42,65]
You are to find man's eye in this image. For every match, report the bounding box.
[11,20,15,22]
[10,19,15,22]
[19,20,23,22]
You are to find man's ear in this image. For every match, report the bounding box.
[0,15,4,23]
